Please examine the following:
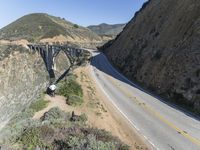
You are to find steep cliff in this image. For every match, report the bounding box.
[0,45,46,129]
[0,45,69,130]
[103,0,200,113]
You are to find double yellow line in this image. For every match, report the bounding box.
[107,76,200,147]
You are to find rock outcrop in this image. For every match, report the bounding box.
[103,0,200,113]
[0,45,46,129]
[0,45,70,130]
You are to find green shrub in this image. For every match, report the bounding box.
[57,77,83,106]
[79,113,88,123]
[29,95,49,112]
[58,79,83,97]
[38,125,55,141]
[20,128,44,149]
[66,136,81,148]
[42,107,70,121]
[66,95,83,106]
[86,134,116,150]
[2,107,130,150]
[119,144,130,150]
[73,24,79,28]
[8,109,35,125]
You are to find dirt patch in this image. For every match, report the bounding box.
[39,34,100,44]
[74,65,150,150]
[39,34,102,46]
[40,34,74,44]
[33,65,149,149]
[0,39,29,48]
[33,95,75,119]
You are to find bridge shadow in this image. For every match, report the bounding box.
[55,67,71,84]
[90,52,200,122]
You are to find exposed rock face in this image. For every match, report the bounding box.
[0,45,46,129]
[0,45,69,130]
[103,0,200,113]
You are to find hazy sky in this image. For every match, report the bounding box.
[0,0,146,29]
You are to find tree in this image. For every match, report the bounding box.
[73,24,79,28]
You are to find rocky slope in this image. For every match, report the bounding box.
[0,45,70,130]
[103,0,200,113]
[0,13,102,48]
[0,45,47,130]
[88,23,125,36]
[0,13,102,130]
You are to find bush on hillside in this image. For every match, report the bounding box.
[66,95,83,106]
[41,107,70,121]
[73,24,79,28]
[57,77,83,106]
[1,107,129,150]
[29,94,49,112]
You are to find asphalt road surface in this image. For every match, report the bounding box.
[89,51,200,150]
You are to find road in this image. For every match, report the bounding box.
[89,51,200,150]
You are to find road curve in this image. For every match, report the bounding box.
[89,51,200,150]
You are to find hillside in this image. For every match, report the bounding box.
[0,45,48,130]
[0,13,102,47]
[102,0,200,114]
[88,23,125,36]
[0,73,131,149]
[0,44,71,130]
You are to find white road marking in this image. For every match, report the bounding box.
[90,64,159,150]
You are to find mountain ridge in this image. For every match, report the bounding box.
[88,23,125,36]
[0,13,102,47]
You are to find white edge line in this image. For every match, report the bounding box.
[100,53,200,124]
[89,62,159,150]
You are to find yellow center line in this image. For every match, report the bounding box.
[107,76,200,147]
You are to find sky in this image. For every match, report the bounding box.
[0,0,147,29]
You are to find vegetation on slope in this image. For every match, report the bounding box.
[0,13,101,43]
[57,75,83,106]
[0,45,30,61]
[88,23,125,36]
[0,13,65,42]
[29,94,49,112]
[0,106,129,150]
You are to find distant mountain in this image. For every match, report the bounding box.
[102,0,200,114]
[88,23,125,36]
[0,13,101,45]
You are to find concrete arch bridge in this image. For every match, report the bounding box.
[28,44,90,86]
